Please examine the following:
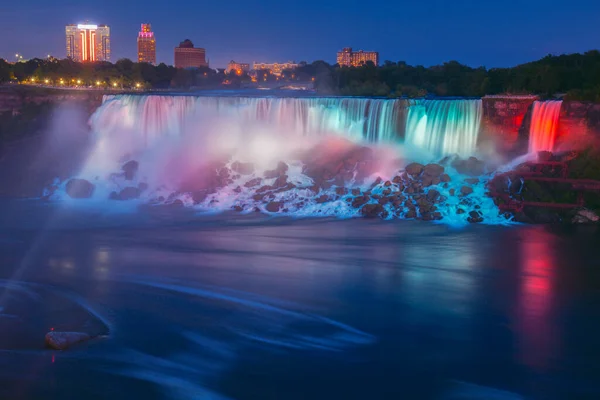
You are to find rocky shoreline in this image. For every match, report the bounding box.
[49,140,600,226]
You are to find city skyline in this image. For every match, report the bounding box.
[1,0,599,68]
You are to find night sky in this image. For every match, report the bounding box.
[2,0,599,68]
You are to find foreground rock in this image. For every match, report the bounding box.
[45,331,91,350]
[65,179,95,199]
[572,209,600,224]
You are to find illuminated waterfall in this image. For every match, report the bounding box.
[93,95,406,146]
[528,100,563,153]
[404,99,482,156]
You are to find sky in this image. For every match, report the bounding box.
[1,0,599,69]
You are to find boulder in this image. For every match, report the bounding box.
[467,210,484,223]
[572,209,600,224]
[537,151,553,162]
[273,175,288,188]
[122,160,139,180]
[45,331,91,350]
[440,173,451,183]
[456,208,466,215]
[316,195,329,204]
[405,209,417,219]
[65,179,95,199]
[231,161,255,175]
[264,162,289,179]
[116,186,141,200]
[352,195,370,208]
[266,201,284,212]
[464,178,480,185]
[335,187,348,196]
[244,178,262,188]
[423,163,445,177]
[392,175,403,184]
[460,186,474,196]
[451,157,485,177]
[360,203,387,218]
[351,188,361,196]
[426,189,440,202]
[405,163,424,177]
[449,188,456,196]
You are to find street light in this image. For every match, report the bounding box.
[44,79,49,84]
[136,83,141,88]
[96,81,101,86]
[77,79,81,85]
[112,82,117,87]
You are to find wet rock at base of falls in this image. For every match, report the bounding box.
[423,163,444,178]
[244,178,262,188]
[65,179,95,199]
[440,173,451,183]
[335,187,348,196]
[121,160,139,180]
[316,195,329,204]
[460,186,474,196]
[426,189,441,202]
[451,157,485,177]
[405,163,424,177]
[232,205,244,212]
[405,209,417,219]
[351,195,370,208]
[467,210,484,223]
[264,162,289,179]
[361,203,388,218]
[571,208,600,224]
[45,331,91,350]
[273,175,288,188]
[231,161,255,175]
[113,186,141,201]
[456,208,466,215]
[266,201,284,212]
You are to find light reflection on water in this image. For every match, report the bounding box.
[0,208,598,399]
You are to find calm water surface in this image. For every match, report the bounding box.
[0,201,599,400]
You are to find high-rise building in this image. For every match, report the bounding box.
[137,24,156,64]
[174,39,208,69]
[65,23,110,62]
[336,48,378,67]
[226,60,250,74]
[252,61,298,76]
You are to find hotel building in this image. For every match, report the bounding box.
[226,60,250,75]
[174,39,208,69]
[252,61,298,76]
[137,23,156,64]
[65,23,110,62]
[336,48,379,67]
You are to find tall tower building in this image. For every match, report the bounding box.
[137,23,156,64]
[174,39,208,69]
[65,23,110,62]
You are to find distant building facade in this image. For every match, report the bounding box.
[137,23,156,64]
[226,60,250,75]
[336,48,379,67]
[252,61,298,76]
[174,39,208,69]
[65,23,110,62]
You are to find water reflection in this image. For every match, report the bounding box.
[517,228,558,371]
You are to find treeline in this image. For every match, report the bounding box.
[2,51,600,99]
[292,51,600,100]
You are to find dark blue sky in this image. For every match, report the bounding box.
[1,0,598,68]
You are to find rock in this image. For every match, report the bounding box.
[351,188,361,196]
[392,175,403,184]
[537,151,553,162]
[433,212,443,220]
[266,201,284,212]
[65,179,95,199]
[231,161,254,175]
[456,208,466,215]
[233,205,244,212]
[233,186,242,193]
[464,178,480,185]
[335,187,348,196]
[451,157,485,177]
[467,210,484,223]
[256,185,273,194]
[405,209,417,219]
[384,180,392,187]
[252,193,265,201]
[382,189,392,196]
[116,186,141,200]
[191,191,209,204]
[426,189,440,202]
[572,209,600,224]
[45,331,91,350]
[264,162,289,179]
[378,197,390,205]
[361,203,387,218]
[244,178,262,188]
[423,163,444,177]
[352,195,370,208]
[122,160,139,180]
[273,174,288,188]
[405,163,424,177]
[460,186,474,196]
[449,188,456,196]
[316,195,329,204]
[440,173,451,183]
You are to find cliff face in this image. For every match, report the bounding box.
[0,86,104,116]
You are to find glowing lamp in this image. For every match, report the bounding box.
[113,82,117,87]
[136,83,141,88]
[44,79,49,84]
[77,79,81,84]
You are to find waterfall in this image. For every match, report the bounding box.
[93,95,406,146]
[91,95,483,157]
[528,100,563,153]
[404,99,482,157]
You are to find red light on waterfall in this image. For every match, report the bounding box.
[513,115,524,128]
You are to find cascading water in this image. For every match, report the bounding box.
[50,94,510,226]
[404,99,482,157]
[94,95,406,145]
[528,100,563,153]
